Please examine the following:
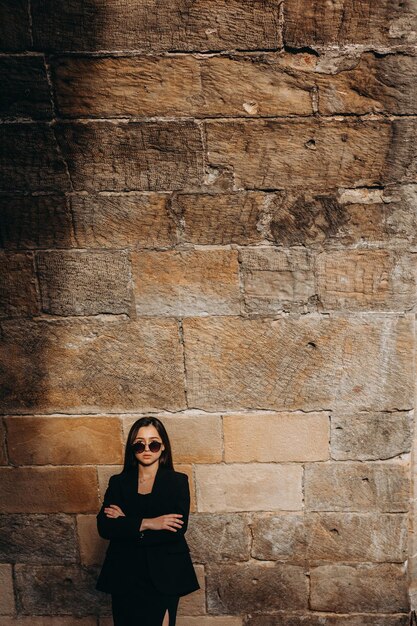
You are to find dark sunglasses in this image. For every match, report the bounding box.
[131,440,163,454]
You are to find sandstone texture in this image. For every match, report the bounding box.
[1,0,416,622]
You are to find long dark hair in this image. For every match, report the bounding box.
[121,416,174,473]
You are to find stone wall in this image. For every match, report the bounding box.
[0,1,417,624]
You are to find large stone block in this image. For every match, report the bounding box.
[6,416,123,465]
[0,467,98,513]
[36,250,133,316]
[251,514,306,561]
[14,564,107,616]
[52,54,312,118]
[69,193,176,249]
[245,614,408,626]
[0,420,7,465]
[316,53,417,115]
[32,0,282,52]
[0,318,186,413]
[132,250,240,316]
[183,316,414,411]
[157,414,222,463]
[206,562,308,613]
[310,563,409,612]
[1,615,96,626]
[176,615,243,626]
[0,56,52,119]
[223,412,329,462]
[265,186,417,248]
[0,563,15,615]
[77,514,107,567]
[239,248,316,314]
[54,122,204,191]
[306,512,407,562]
[0,513,78,563]
[284,0,417,48]
[0,193,176,250]
[0,124,70,192]
[205,119,416,190]
[305,461,409,512]
[195,463,302,512]
[186,513,251,562]
[0,0,31,51]
[316,250,416,311]
[174,192,266,245]
[0,253,39,319]
[331,411,412,460]
[177,564,206,616]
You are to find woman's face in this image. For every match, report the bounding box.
[133,425,165,467]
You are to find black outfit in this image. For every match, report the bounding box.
[96,464,200,626]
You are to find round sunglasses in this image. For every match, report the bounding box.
[131,440,163,454]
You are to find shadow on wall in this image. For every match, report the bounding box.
[0,0,116,618]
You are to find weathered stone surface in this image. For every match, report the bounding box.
[0,0,31,51]
[251,514,306,561]
[97,465,123,502]
[316,250,416,311]
[32,0,282,52]
[0,253,39,318]
[55,122,204,192]
[173,463,197,512]
[14,565,106,616]
[0,125,70,192]
[0,467,98,513]
[205,119,416,190]
[0,57,52,119]
[0,318,186,413]
[245,614,408,626]
[175,192,266,245]
[195,463,302,512]
[155,414,222,463]
[77,514,107,567]
[240,248,316,314]
[0,513,77,563]
[223,412,329,462]
[331,411,412,460]
[0,563,15,615]
[206,562,308,613]
[2,615,96,626]
[186,513,250,562]
[306,512,408,563]
[6,416,123,465]
[177,564,206,616]
[310,563,409,612]
[69,193,176,249]
[0,420,7,464]
[183,316,414,411]
[251,512,408,563]
[0,193,176,250]
[316,53,417,115]
[284,0,417,48]
[37,250,133,316]
[132,250,240,316]
[265,187,417,248]
[305,462,409,512]
[52,54,312,118]
[177,619,242,626]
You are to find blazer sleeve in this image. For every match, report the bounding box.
[96,475,144,541]
[141,472,190,546]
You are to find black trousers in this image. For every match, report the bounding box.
[111,589,180,626]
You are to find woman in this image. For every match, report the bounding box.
[95,416,200,626]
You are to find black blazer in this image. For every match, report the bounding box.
[95,464,200,597]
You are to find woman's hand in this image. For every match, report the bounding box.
[141,514,184,532]
[104,504,126,518]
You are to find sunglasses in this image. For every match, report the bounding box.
[131,440,163,454]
